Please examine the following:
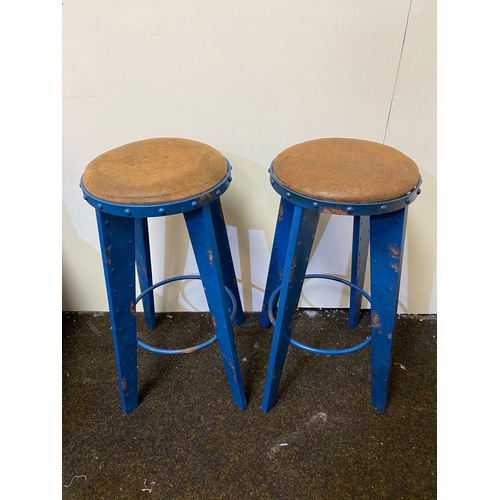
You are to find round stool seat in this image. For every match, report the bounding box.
[82,138,228,205]
[272,138,420,204]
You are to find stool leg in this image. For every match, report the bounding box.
[209,199,244,326]
[348,215,370,328]
[184,204,247,410]
[369,208,408,413]
[135,218,156,330]
[259,197,295,327]
[96,211,138,414]
[261,204,320,413]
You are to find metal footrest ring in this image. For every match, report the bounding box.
[268,274,372,356]
[135,274,237,355]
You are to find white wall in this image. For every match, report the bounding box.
[62,0,436,314]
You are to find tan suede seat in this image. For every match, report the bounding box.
[272,138,420,204]
[82,138,228,205]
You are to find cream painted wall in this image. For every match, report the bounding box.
[62,0,436,313]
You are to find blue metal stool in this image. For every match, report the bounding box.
[80,138,247,414]
[260,138,422,413]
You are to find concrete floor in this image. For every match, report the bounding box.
[62,309,436,499]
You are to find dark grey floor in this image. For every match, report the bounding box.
[62,309,436,499]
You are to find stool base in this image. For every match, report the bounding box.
[260,198,408,413]
[96,199,247,414]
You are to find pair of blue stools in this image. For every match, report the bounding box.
[80,137,421,415]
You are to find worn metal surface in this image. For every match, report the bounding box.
[184,203,247,410]
[96,210,138,414]
[261,201,411,413]
[261,204,320,413]
[369,207,408,413]
[135,218,156,330]
[349,215,370,328]
[259,197,295,328]
[208,198,245,326]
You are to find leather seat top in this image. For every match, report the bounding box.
[272,138,420,204]
[82,138,228,205]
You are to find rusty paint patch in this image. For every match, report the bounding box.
[289,256,297,282]
[322,207,349,215]
[272,369,276,380]
[212,316,217,329]
[130,302,136,316]
[371,312,380,329]
[387,334,392,339]
[389,245,400,258]
[278,203,285,221]
[208,248,214,266]
[121,377,127,390]
[105,246,112,266]
[389,245,400,272]
[182,345,200,354]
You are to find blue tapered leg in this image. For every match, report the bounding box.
[260,198,295,327]
[184,204,247,410]
[209,199,244,326]
[96,211,138,414]
[261,204,321,413]
[369,208,408,413]
[348,215,370,328]
[135,218,156,330]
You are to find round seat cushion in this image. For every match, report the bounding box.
[272,138,420,204]
[82,138,228,205]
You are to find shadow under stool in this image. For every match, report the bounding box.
[260,138,422,413]
[80,138,247,414]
